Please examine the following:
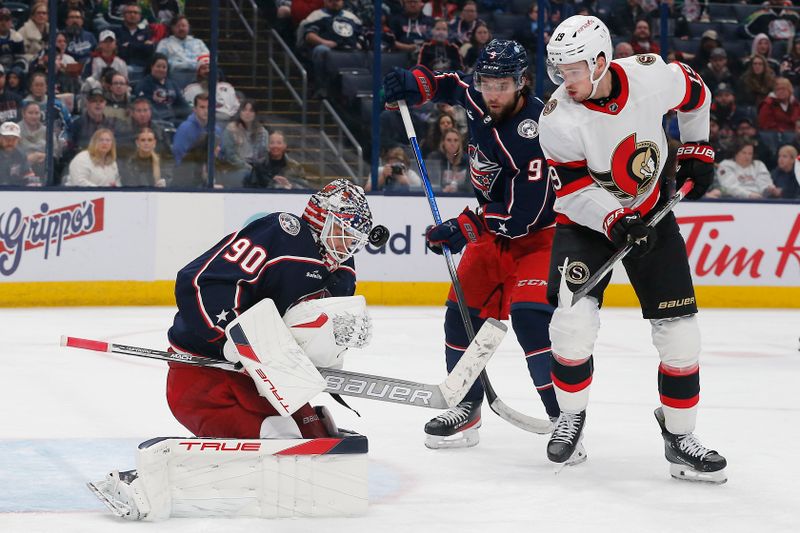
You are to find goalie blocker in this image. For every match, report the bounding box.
[89,427,369,520]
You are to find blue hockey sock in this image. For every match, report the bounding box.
[511,308,560,418]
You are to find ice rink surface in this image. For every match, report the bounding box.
[1,305,798,533]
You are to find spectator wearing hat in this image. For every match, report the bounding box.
[0,8,26,73]
[716,138,781,200]
[737,53,776,108]
[758,77,800,132]
[779,36,800,86]
[90,30,129,80]
[65,128,121,186]
[116,3,155,82]
[132,52,189,123]
[63,8,97,65]
[155,15,209,88]
[69,87,119,156]
[0,64,22,123]
[629,19,660,56]
[0,121,39,186]
[700,47,735,95]
[710,83,743,130]
[183,54,240,124]
[771,144,800,199]
[689,29,721,72]
[18,2,49,64]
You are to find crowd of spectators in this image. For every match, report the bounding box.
[0,0,308,189]
[266,0,800,199]
[4,0,800,199]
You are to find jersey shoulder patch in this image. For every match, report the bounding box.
[635,53,657,66]
[278,212,302,236]
[542,98,558,116]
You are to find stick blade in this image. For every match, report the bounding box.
[488,398,554,434]
[439,318,507,407]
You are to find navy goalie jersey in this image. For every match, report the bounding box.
[432,71,556,238]
[168,213,356,361]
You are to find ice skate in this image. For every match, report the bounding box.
[548,410,588,472]
[424,401,481,449]
[654,407,727,484]
[87,469,149,520]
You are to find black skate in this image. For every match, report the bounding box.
[654,407,727,484]
[547,410,588,469]
[424,401,481,449]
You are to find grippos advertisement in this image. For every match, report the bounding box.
[1,191,798,304]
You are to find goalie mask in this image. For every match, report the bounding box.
[303,179,373,265]
[546,15,612,99]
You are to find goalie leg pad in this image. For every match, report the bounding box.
[124,434,369,520]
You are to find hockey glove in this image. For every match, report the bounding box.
[383,66,437,110]
[426,208,484,255]
[605,208,657,258]
[676,142,715,200]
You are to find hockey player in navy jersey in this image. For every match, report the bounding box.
[539,15,727,483]
[383,40,561,449]
[165,179,374,441]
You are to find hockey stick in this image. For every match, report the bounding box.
[570,180,695,306]
[60,318,506,410]
[397,100,552,434]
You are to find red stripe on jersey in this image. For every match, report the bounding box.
[636,185,661,217]
[555,175,594,197]
[672,61,706,112]
[547,159,588,169]
[552,374,593,393]
[660,394,699,409]
[275,438,342,455]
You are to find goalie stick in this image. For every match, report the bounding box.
[397,100,552,435]
[570,180,694,306]
[60,318,507,410]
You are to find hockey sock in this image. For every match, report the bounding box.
[658,363,699,434]
[511,308,560,418]
[444,305,486,403]
[551,353,594,413]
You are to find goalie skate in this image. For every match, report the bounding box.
[87,470,149,520]
[424,401,481,449]
[654,408,727,484]
[548,411,588,472]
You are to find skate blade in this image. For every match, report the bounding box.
[87,480,129,517]
[553,443,587,474]
[669,464,727,484]
[424,427,479,449]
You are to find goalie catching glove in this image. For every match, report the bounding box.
[676,142,714,199]
[426,208,484,255]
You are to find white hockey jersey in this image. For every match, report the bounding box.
[538,54,710,236]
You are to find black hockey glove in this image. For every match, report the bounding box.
[676,142,715,200]
[383,65,437,110]
[605,208,657,258]
[426,208,484,255]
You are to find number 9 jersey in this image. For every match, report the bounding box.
[168,213,356,361]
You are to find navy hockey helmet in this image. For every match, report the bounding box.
[303,179,373,264]
[474,39,529,92]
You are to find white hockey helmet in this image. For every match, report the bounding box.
[546,15,613,99]
[303,179,373,265]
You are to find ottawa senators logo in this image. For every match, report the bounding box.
[542,99,557,116]
[636,54,657,66]
[589,133,660,199]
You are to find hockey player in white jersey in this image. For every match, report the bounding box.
[538,15,727,483]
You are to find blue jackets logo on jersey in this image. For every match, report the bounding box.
[468,144,502,201]
[279,213,301,236]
